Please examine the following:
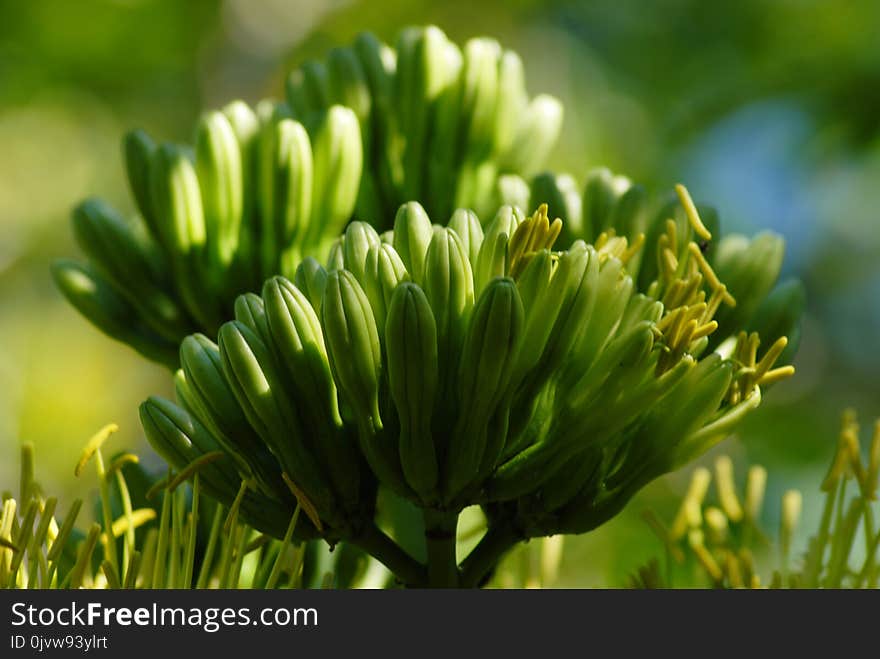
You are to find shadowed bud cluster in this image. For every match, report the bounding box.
[52,25,561,369]
[52,100,362,369]
[140,193,800,547]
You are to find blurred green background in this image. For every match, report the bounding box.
[1,0,878,586]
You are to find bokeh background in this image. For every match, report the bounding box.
[1,0,878,586]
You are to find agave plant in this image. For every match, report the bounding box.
[140,189,799,587]
[51,25,561,369]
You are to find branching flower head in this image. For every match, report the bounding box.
[140,189,799,556]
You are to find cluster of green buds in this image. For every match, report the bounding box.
[51,99,363,369]
[51,26,560,369]
[287,26,563,222]
[503,166,805,359]
[638,410,880,589]
[139,189,799,586]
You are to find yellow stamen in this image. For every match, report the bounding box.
[621,232,645,263]
[754,337,788,379]
[75,423,119,477]
[661,247,679,279]
[675,183,713,241]
[690,320,718,342]
[757,365,795,386]
[282,472,323,533]
[687,242,724,292]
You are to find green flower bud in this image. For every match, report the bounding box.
[448,208,484,265]
[582,167,632,239]
[123,129,158,240]
[499,95,563,178]
[218,320,339,525]
[459,37,502,162]
[343,220,382,285]
[326,235,345,271]
[150,143,220,331]
[321,271,383,428]
[396,26,460,199]
[263,276,365,514]
[475,205,519,294]
[530,172,583,243]
[294,256,328,313]
[150,144,206,255]
[179,334,284,496]
[362,242,409,337]
[234,292,272,349]
[322,271,411,497]
[50,260,178,369]
[195,110,244,271]
[423,227,475,367]
[306,105,363,249]
[445,277,523,501]
[286,59,330,121]
[262,277,340,427]
[139,396,299,539]
[392,201,433,284]
[746,278,805,365]
[385,282,440,500]
[711,231,785,344]
[256,113,312,279]
[493,50,528,156]
[326,47,372,126]
[139,396,235,488]
[71,199,188,342]
[494,174,530,215]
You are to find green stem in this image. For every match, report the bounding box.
[423,509,460,588]
[459,522,520,588]
[350,523,427,587]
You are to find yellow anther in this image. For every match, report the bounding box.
[687,242,724,292]
[726,552,744,588]
[509,204,563,278]
[754,336,788,379]
[670,320,697,352]
[821,410,857,491]
[690,320,718,342]
[282,472,323,533]
[675,183,713,241]
[745,465,767,522]
[75,423,119,477]
[688,529,723,583]
[621,232,645,264]
[665,218,678,251]
[704,506,729,544]
[655,306,680,333]
[661,247,679,279]
[703,286,728,323]
[756,365,795,386]
[671,467,711,540]
[715,456,744,523]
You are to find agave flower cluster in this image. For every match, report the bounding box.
[286,26,563,222]
[140,191,797,585]
[51,26,560,368]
